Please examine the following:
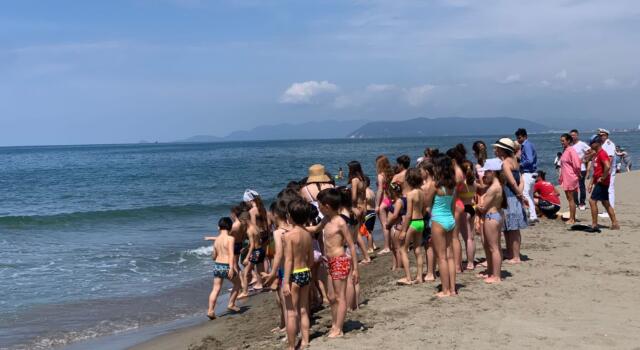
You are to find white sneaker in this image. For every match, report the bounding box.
[598,212,609,218]
[579,205,586,211]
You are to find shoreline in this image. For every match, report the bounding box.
[128,171,640,349]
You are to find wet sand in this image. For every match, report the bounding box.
[131,171,640,350]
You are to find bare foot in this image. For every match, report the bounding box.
[466,263,475,270]
[505,258,521,265]
[227,305,241,312]
[396,278,413,286]
[367,249,374,254]
[412,278,425,284]
[566,220,576,225]
[611,224,620,230]
[237,293,249,299]
[484,276,501,284]
[424,274,436,282]
[327,330,344,338]
[435,291,451,298]
[207,312,216,320]
[359,259,372,265]
[377,249,391,256]
[270,327,285,333]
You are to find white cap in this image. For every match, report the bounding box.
[597,128,610,135]
[481,158,503,172]
[243,189,259,202]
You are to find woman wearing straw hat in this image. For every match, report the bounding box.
[493,138,528,264]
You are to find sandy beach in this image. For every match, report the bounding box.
[130,171,640,350]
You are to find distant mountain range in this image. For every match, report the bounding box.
[347,117,548,138]
[175,120,367,143]
[175,116,634,143]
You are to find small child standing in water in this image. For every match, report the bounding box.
[282,199,314,350]
[205,217,241,319]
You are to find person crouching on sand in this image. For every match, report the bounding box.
[397,168,426,285]
[282,199,314,350]
[317,188,360,338]
[475,159,505,284]
[205,217,241,319]
[588,135,620,230]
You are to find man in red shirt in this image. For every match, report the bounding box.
[588,135,620,230]
[533,170,561,219]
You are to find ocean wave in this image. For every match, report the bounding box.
[185,245,213,257]
[0,203,232,228]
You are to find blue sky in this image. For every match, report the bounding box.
[1,0,639,145]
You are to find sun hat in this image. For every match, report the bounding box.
[306,164,331,183]
[481,158,503,172]
[589,134,602,145]
[492,138,516,153]
[597,128,610,135]
[243,189,260,202]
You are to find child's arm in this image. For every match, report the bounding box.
[351,178,359,205]
[211,241,218,261]
[375,174,384,211]
[342,223,359,284]
[386,199,402,229]
[262,230,283,285]
[306,216,328,234]
[282,234,293,296]
[399,193,414,234]
[203,236,217,241]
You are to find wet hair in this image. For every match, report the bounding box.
[218,217,233,231]
[433,155,456,190]
[376,155,394,188]
[561,133,573,144]
[336,186,352,209]
[405,168,423,189]
[446,147,464,165]
[515,128,528,138]
[455,143,468,160]
[461,160,476,186]
[419,161,435,178]
[286,181,302,193]
[287,198,311,226]
[347,161,365,183]
[317,188,341,211]
[472,141,487,166]
[363,175,371,188]
[396,155,410,169]
[536,170,546,181]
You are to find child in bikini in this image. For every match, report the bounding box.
[205,217,241,319]
[419,161,436,282]
[397,168,426,285]
[386,182,406,271]
[317,188,360,338]
[282,199,314,349]
[363,176,377,253]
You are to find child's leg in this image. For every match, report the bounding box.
[506,230,522,264]
[412,230,424,283]
[480,223,491,277]
[453,206,464,272]
[484,218,502,283]
[299,284,311,347]
[228,274,241,310]
[378,204,391,252]
[445,230,457,294]
[285,283,300,350]
[329,278,347,337]
[461,213,476,270]
[240,263,254,297]
[274,286,286,331]
[207,277,223,318]
[504,231,513,260]
[602,201,620,229]
[356,232,371,263]
[425,240,435,281]
[391,228,402,270]
[565,190,577,224]
[431,224,451,297]
[346,273,357,310]
[399,229,413,283]
[589,198,599,228]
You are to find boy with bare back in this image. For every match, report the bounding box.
[475,159,505,284]
[397,168,426,285]
[239,211,264,298]
[205,217,241,319]
[317,188,360,338]
[282,198,314,350]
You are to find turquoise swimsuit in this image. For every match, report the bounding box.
[431,186,456,231]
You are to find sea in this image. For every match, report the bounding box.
[1,133,638,349]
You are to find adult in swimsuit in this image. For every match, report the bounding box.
[426,155,458,297]
[375,155,395,254]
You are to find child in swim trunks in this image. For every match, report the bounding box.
[317,188,360,339]
[205,217,241,320]
[282,198,315,350]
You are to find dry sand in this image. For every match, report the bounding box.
[131,171,640,350]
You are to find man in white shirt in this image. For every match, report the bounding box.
[598,128,616,212]
[570,129,591,211]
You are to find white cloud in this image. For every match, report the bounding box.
[279,80,339,104]
[404,84,435,106]
[555,69,567,80]
[366,84,396,92]
[500,73,521,84]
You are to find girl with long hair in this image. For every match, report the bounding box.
[347,161,371,264]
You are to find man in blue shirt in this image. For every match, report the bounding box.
[515,128,538,222]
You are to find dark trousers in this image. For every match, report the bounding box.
[573,170,587,205]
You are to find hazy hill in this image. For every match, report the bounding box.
[347,117,549,138]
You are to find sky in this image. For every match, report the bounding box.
[1,0,640,146]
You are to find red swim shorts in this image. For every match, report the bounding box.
[328,255,351,280]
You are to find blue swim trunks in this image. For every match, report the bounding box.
[213,262,230,279]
